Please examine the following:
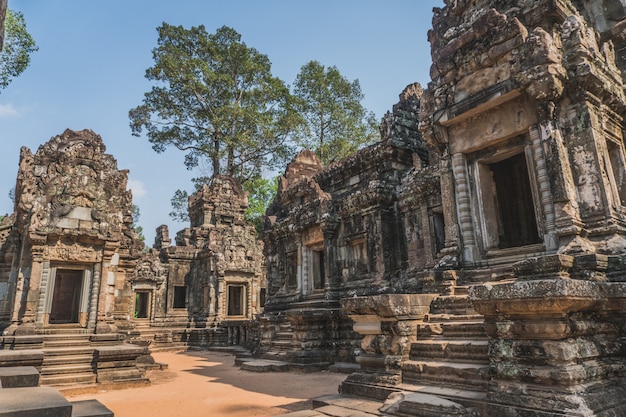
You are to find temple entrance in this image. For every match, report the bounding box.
[135,291,150,319]
[227,285,246,317]
[49,269,83,324]
[489,152,540,248]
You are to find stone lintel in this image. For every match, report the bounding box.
[341,294,438,319]
[469,279,601,317]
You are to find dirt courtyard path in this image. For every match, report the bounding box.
[66,350,347,417]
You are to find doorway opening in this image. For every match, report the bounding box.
[486,152,540,249]
[49,269,83,324]
[311,249,325,290]
[227,285,246,317]
[135,292,150,319]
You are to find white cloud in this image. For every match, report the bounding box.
[128,178,147,200]
[0,103,20,118]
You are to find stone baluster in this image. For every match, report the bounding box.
[530,125,558,251]
[451,153,478,263]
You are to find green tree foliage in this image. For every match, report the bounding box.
[169,176,277,235]
[169,189,190,223]
[129,24,300,182]
[131,204,146,245]
[0,8,37,92]
[244,176,277,234]
[292,60,378,166]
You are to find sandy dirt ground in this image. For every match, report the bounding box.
[66,350,347,417]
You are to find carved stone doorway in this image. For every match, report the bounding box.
[135,291,150,319]
[49,269,83,324]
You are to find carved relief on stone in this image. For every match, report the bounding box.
[130,256,167,286]
[43,242,100,263]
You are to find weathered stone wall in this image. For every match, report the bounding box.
[262,85,429,366]
[126,175,265,349]
[417,1,626,415]
[0,129,143,335]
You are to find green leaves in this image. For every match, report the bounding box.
[130,24,298,180]
[292,60,378,165]
[0,9,38,92]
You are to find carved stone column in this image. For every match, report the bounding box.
[451,153,478,264]
[529,124,558,251]
[339,294,437,400]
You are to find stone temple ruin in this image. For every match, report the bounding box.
[1,0,626,416]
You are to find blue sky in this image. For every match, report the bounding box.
[1,0,443,245]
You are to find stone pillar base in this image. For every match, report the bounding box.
[470,257,626,417]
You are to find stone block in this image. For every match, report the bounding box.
[0,366,39,388]
[0,386,72,417]
[0,350,44,368]
[70,400,113,417]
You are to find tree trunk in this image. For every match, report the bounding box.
[227,146,234,177]
[212,136,220,177]
[0,0,7,51]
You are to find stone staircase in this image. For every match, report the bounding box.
[126,320,190,351]
[260,321,293,359]
[1,330,149,389]
[40,334,96,387]
[397,288,489,414]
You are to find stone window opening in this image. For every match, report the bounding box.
[227,284,246,317]
[173,285,186,309]
[346,237,368,275]
[430,208,445,254]
[259,288,266,307]
[286,252,298,289]
[605,138,626,207]
[473,147,541,251]
[311,248,325,290]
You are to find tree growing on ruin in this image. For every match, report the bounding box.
[168,175,277,234]
[0,6,38,92]
[292,60,378,165]
[129,24,300,182]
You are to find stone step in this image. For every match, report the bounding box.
[43,354,94,366]
[43,328,88,335]
[417,321,486,339]
[43,334,91,342]
[429,296,477,315]
[0,386,73,417]
[408,340,489,362]
[385,391,479,417]
[274,331,293,340]
[70,399,114,417]
[44,347,95,356]
[240,359,289,372]
[401,360,490,391]
[271,340,293,350]
[39,372,97,386]
[43,339,91,349]
[89,334,124,346]
[312,394,384,416]
[41,364,95,376]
